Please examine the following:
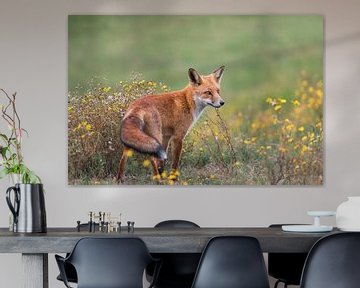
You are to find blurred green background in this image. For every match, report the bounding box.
[68,15,323,103]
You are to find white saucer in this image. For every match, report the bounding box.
[338,227,360,232]
[282,225,333,233]
[307,211,336,217]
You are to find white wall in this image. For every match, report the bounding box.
[0,0,360,287]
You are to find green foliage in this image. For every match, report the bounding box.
[0,89,41,184]
[68,73,323,185]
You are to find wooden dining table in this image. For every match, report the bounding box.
[0,226,339,288]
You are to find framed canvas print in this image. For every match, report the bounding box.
[68,15,323,185]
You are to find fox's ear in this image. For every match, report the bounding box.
[213,65,225,83]
[188,68,203,86]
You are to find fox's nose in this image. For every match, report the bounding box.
[220,100,225,106]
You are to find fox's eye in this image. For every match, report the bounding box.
[204,91,212,96]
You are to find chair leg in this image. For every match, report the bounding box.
[274,279,289,288]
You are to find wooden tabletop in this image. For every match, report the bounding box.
[0,227,340,253]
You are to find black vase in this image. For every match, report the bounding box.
[6,183,47,233]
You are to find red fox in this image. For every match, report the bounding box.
[116,66,225,183]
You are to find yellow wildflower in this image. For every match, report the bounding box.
[301,145,308,153]
[143,159,151,167]
[152,174,161,181]
[316,89,323,98]
[310,132,315,139]
[274,105,282,111]
[298,126,305,132]
[168,174,177,180]
[171,170,180,176]
[243,139,251,145]
[286,124,295,131]
[266,97,273,104]
[292,99,300,106]
[85,124,92,131]
[102,86,111,93]
[126,149,134,157]
[234,162,241,168]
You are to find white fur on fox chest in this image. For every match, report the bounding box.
[185,97,207,136]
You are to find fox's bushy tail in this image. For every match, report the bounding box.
[120,116,167,160]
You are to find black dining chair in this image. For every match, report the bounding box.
[300,232,360,288]
[268,224,308,288]
[56,223,99,284]
[191,236,270,288]
[55,237,161,288]
[147,220,201,288]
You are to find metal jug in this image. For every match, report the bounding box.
[6,183,47,233]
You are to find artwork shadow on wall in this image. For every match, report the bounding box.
[68,15,323,186]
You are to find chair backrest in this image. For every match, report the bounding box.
[67,237,154,288]
[151,220,201,286]
[300,232,360,288]
[191,236,270,288]
[268,224,308,285]
[155,220,200,228]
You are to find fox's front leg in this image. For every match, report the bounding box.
[171,138,183,180]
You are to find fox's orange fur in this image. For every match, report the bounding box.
[116,66,225,183]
